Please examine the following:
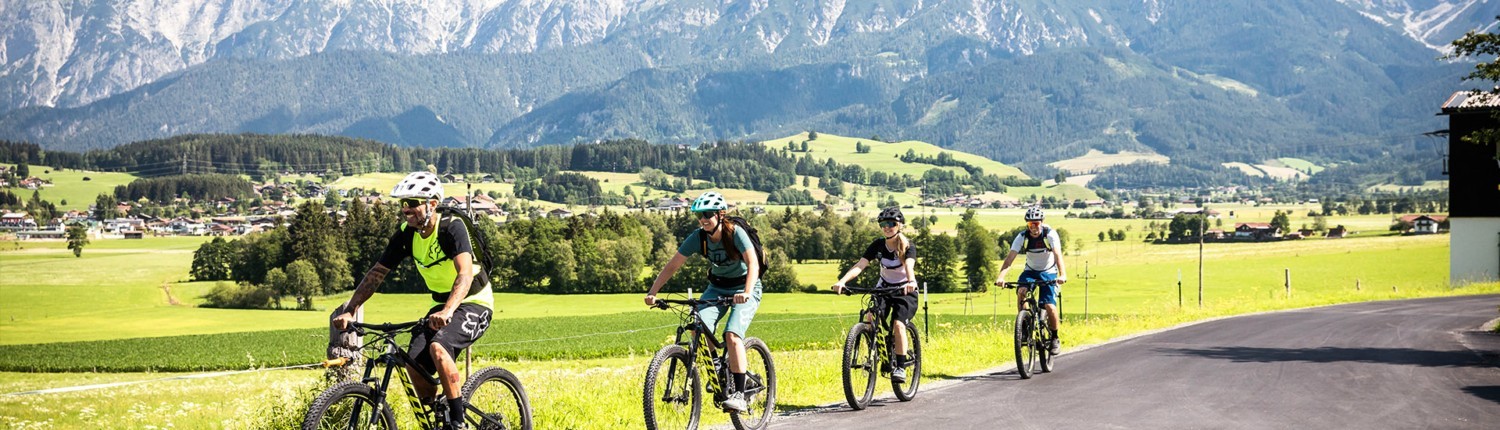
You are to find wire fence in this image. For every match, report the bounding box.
[2,314,849,397]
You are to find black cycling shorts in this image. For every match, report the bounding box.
[408,303,492,376]
[875,283,919,324]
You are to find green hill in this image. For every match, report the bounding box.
[764,132,1027,178]
[2,163,137,211]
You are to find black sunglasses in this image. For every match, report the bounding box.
[697,211,720,219]
[400,198,425,209]
[879,221,899,228]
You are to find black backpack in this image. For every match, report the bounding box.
[437,206,496,277]
[699,216,769,277]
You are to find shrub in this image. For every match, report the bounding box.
[200,281,276,309]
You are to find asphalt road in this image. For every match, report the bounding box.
[772,295,1500,429]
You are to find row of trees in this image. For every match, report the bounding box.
[113,174,254,203]
[190,202,1041,308]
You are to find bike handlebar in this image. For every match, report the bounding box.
[653,296,737,310]
[837,285,908,295]
[1000,281,1055,289]
[349,319,426,334]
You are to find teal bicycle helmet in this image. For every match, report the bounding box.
[690,191,728,212]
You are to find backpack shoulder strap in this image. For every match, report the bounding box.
[1041,226,1053,251]
[698,227,709,256]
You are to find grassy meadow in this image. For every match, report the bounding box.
[2,209,1495,429]
[761,132,1026,179]
[1,163,139,211]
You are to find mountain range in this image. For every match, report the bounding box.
[1,0,1495,175]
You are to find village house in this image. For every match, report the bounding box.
[1398,214,1447,235]
[1204,229,1227,240]
[1234,223,1282,241]
[168,217,207,235]
[0,211,37,229]
[442,195,506,217]
[1326,225,1349,239]
[103,217,145,233]
[19,177,49,190]
[548,208,574,219]
[208,223,236,236]
[652,197,691,211]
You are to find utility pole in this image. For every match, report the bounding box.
[1199,206,1205,309]
[1080,261,1098,319]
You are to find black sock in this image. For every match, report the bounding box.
[1050,329,1058,339]
[448,397,465,424]
[894,354,906,367]
[732,372,747,393]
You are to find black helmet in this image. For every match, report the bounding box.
[877,206,905,223]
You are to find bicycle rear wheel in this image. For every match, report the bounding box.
[840,323,877,410]
[1013,310,1036,379]
[892,320,922,401]
[462,366,533,430]
[644,344,701,430]
[731,338,776,430]
[301,381,396,430]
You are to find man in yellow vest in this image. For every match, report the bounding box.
[333,171,494,430]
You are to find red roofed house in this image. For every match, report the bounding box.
[1234,223,1281,241]
[1398,214,1447,235]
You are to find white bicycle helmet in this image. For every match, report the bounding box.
[1024,206,1045,221]
[390,171,444,200]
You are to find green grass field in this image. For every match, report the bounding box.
[2,163,139,211]
[1272,157,1325,175]
[1047,149,1169,174]
[1367,180,1449,193]
[762,132,1027,179]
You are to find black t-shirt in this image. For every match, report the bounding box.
[862,238,916,285]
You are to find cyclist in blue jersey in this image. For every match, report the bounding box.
[643,191,762,413]
[995,206,1067,355]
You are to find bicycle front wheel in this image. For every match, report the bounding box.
[1013,310,1036,379]
[731,338,776,430]
[301,381,396,430]
[892,320,922,402]
[644,344,701,430]
[462,366,533,430]
[840,322,876,410]
[1038,308,1054,374]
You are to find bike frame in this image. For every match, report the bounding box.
[348,320,449,430]
[656,297,767,408]
[846,285,907,377]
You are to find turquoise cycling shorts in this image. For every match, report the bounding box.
[696,281,763,339]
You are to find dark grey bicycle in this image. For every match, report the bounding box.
[303,319,531,430]
[643,296,776,430]
[1002,281,1057,379]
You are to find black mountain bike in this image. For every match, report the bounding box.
[837,285,922,410]
[643,296,777,430]
[1002,281,1058,379]
[303,319,533,430]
